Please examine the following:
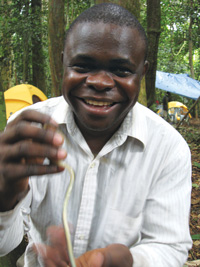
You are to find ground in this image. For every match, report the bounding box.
[178,118,200,265]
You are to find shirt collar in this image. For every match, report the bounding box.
[51,96,69,124]
[132,102,147,148]
[51,96,81,136]
[115,102,147,148]
[51,97,147,148]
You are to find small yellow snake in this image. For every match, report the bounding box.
[60,161,76,267]
[44,124,76,267]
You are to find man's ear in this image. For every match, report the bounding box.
[142,60,149,77]
[61,51,64,63]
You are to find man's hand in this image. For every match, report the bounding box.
[0,110,67,211]
[34,226,133,267]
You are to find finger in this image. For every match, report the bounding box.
[46,226,69,263]
[43,259,57,267]
[33,243,60,265]
[88,252,105,267]
[33,243,69,267]
[103,244,133,267]
[44,259,69,267]
[0,162,62,181]
[7,109,57,129]
[43,259,69,267]
[1,141,67,163]
[2,122,63,147]
[76,250,105,267]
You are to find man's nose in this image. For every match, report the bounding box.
[86,71,115,91]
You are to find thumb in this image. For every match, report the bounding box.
[88,251,105,267]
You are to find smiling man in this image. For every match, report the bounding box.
[0,3,192,267]
[62,20,148,155]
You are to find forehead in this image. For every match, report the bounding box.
[64,22,145,61]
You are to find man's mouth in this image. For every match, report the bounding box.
[84,99,114,107]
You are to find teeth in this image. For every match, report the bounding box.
[85,99,113,106]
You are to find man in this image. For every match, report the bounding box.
[162,92,172,121]
[0,3,192,267]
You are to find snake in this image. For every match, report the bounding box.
[60,161,76,267]
[44,123,76,267]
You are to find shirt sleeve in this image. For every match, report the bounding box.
[0,188,32,256]
[130,137,192,267]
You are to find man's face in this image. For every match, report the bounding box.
[62,22,148,136]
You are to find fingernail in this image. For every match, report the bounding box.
[57,149,67,158]
[49,118,58,126]
[53,133,64,145]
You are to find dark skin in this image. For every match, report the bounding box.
[33,226,133,267]
[62,22,148,154]
[0,110,66,211]
[0,22,148,266]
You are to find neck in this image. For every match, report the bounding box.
[81,129,113,155]
[75,120,118,155]
[74,117,123,155]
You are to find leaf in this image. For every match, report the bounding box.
[191,234,200,240]
[194,162,200,168]
[191,197,200,205]
[185,260,200,266]
[193,240,200,246]
[192,183,199,188]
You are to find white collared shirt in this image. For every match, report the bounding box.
[0,96,192,267]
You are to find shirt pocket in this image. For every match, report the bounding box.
[102,208,142,248]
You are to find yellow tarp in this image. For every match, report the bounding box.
[4,84,47,120]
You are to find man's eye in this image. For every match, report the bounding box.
[112,68,132,77]
[72,65,91,73]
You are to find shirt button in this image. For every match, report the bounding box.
[90,162,95,168]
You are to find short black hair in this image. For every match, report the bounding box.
[65,3,148,60]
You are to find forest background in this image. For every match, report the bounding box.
[0,0,200,132]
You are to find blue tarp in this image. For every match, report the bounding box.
[156,71,200,100]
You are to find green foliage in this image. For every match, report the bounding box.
[193,162,200,169]
[157,0,200,80]
[0,0,50,91]
[178,125,200,155]
[191,234,200,240]
[192,183,199,188]
[65,0,91,30]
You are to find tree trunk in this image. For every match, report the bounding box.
[188,0,198,118]
[145,0,161,108]
[48,0,65,97]
[0,54,8,128]
[0,79,7,131]
[188,0,194,79]
[31,0,47,93]
[22,0,30,83]
[0,0,12,129]
[118,0,147,105]
[138,77,147,106]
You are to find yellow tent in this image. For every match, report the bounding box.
[168,101,192,120]
[4,84,47,120]
[157,101,192,123]
[168,101,189,110]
